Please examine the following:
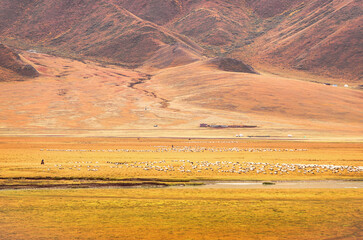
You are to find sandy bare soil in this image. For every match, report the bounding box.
[0,51,362,140]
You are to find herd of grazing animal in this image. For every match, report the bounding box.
[44,160,362,178]
[105,160,362,176]
[40,147,362,177]
[42,147,308,153]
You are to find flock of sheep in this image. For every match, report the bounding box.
[105,160,362,176]
[47,159,362,176]
[42,147,308,153]
[40,147,362,176]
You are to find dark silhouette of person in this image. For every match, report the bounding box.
[41,159,44,165]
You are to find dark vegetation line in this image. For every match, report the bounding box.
[0,177,204,190]
[0,176,193,182]
[0,182,169,190]
[128,74,170,108]
[127,73,152,88]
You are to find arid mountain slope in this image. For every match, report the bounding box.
[0,44,39,80]
[245,0,302,18]
[113,0,183,25]
[0,0,362,139]
[207,58,257,74]
[117,0,254,54]
[0,51,361,139]
[0,0,202,67]
[145,60,363,128]
[244,0,363,81]
[0,0,361,81]
[116,0,363,81]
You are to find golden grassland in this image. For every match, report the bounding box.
[0,137,362,239]
[0,188,362,240]
[0,137,362,181]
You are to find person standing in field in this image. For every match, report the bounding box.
[41,159,44,165]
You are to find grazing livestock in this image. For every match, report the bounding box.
[41,148,361,177]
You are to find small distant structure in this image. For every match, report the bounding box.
[200,123,257,128]
[229,125,246,128]
[236,134,244,137]
[332,84,338,87]
[210,125,228,128]
[154,125,158,127]
[239,125,257,128]
[344,84,349,88]
[288,134,293,138]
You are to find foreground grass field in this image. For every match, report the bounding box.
[0,137,362,239]
[0,188,362,240]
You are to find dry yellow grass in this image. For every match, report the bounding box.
[0,188,362,240]
[0,137,362,181]
[0,137,362,239]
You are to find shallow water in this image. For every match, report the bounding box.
[195,180,363,189]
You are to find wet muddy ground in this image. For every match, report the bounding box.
[196,180,363,189]
[1,180,362,190]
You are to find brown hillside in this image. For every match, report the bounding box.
[116,0,363,82]
[0,0,361,81]
[245,0,302,18]
[0,0,202,67]
[207,58,258,74]
[141,44,203,71]
[116,0,253,52]
[114,0,183,25]
[243,0,363,82]
[0,51,362,139]
[0,44,39,78]
[171,7,249,48]
[144,60,363,131]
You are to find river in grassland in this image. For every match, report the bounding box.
[191,180,363,189]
